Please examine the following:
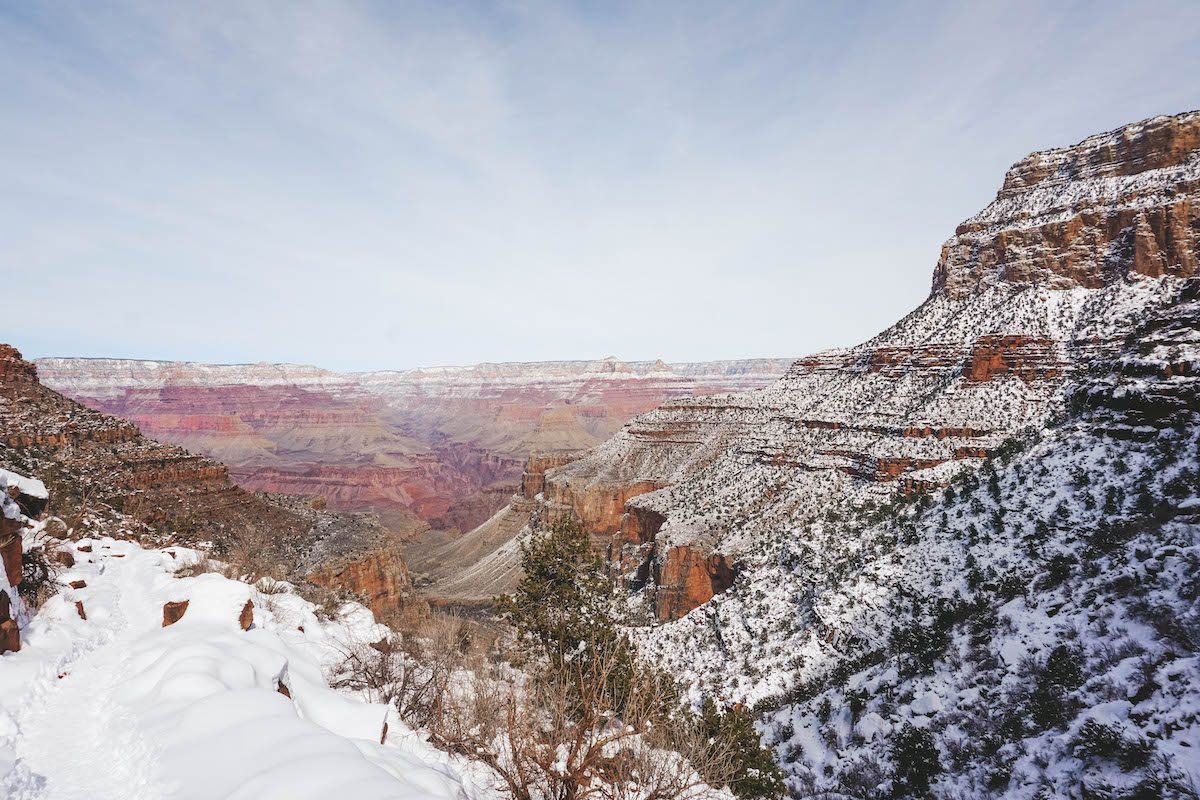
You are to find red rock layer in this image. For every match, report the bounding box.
[36,357,793,533]
[0,345,311,543]
[654,547,737,622]
[305,550,430,628]
[0,345,38,387]
[962,335,1064,383]
[521,452,581,500]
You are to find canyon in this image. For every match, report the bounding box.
[435,111,1200,624]
[35,356,793,539]
[0,345,429,625]
[4,109,1198,799]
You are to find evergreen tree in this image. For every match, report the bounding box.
[890,723,942,797]
[700,699,787,800]
[497,516,616,660]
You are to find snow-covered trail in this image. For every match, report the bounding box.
[11,546,165,799]
[0,535,484,800]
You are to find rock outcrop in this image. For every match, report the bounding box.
[162,600,189,626]
[0,587,19,654]
[933,111,1199,296]
[306,549,430,628]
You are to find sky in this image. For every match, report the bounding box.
[1,1,1198,371]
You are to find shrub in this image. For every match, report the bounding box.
[700,700,787,800]
[1030,645,1083,731]
[890,723,941,798]
[1044,553,1076,587]
[1073,719,1155,772]
[18,531,66,608]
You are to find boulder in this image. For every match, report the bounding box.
[162,600,189,627]
[0,620,18,654]
[0,534,22,589]
[239,599,254,630]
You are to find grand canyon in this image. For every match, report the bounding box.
[36,356,792,530]
[2,5,1199,797]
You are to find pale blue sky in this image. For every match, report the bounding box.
[2,1,1198,370]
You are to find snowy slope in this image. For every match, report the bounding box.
[635,280,1200,797]
[0,530,489,800]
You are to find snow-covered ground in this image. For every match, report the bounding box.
[0,529,492,800]
[631,282,1200,797]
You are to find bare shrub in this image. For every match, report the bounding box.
[418,633,739,800]
[18,528,67,608]
[330,612,483,730]
[171,551,224,578]
[221,524,287,582]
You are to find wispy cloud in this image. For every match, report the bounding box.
[2,0,1198,369]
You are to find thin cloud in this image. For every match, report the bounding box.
[1,0,1198,370]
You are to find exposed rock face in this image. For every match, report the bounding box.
[933,111,1199,297]
[654,546,737,622]
[0,620,18,654]
[520,452,580,500]
[0,590,18,654]
[0,345,38,387]
[0,535,21,589]
[529,111,1200,622]
[35,356,793,531]
[239,599,253,630]
[430,481,521,535]
[162,600,189,626]
[543,477,667,541]
[306,550,429,628]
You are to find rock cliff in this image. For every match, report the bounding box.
[517,111,1200,622]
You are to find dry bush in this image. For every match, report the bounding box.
[416,634,738,800]
[221,524,288,582]
[17,528,69,608]
[295,580,363,621]
[171,551,225,578]
[331,612,486,729]
[330,635,409,706]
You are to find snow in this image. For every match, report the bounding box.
[0,471,47,501]
[0,534,481,800]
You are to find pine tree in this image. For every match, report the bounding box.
[700,699,787,799]
[497,516,616,660]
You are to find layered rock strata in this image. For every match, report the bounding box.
[523,111,1200,621]
[0,348,427,625]
[35,356,794,531]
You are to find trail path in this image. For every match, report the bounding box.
[6,549,166,800]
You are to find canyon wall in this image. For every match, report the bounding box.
[0,348,427,625]
[517,111,1200,622]
[35,355,794,533]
